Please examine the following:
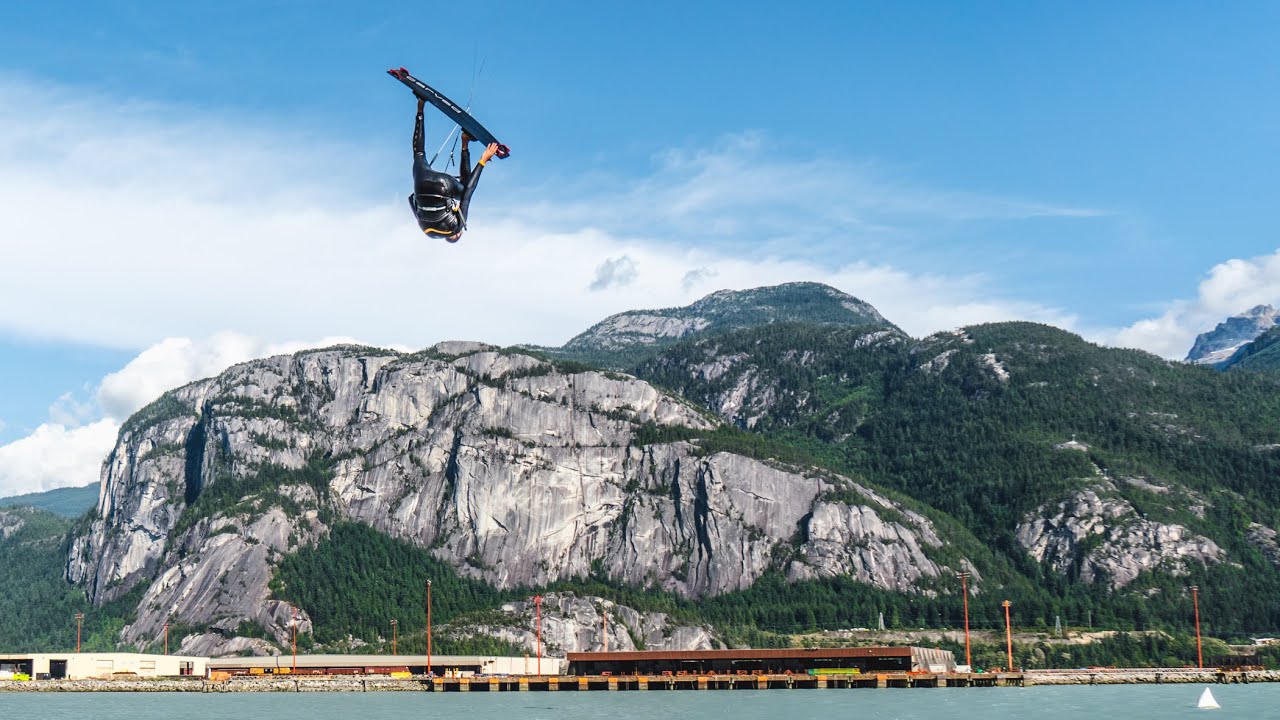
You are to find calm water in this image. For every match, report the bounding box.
[0,685,1274,719]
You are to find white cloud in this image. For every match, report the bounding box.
[0,75,1094,353]
[1110,250,1280,359]
[588,255,639,291]
[94,332,369,420]
[0,420,118,497]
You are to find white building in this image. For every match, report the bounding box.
[0,652,204,680]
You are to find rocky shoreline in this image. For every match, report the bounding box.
[0,677,428,692]
[1024,669,1280,685]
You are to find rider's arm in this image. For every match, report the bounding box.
[459,142,500,221]
[459,133,472,185]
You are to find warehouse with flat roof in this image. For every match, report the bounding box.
[0,652,204,680]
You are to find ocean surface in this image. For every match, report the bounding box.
[0,685,1273,720]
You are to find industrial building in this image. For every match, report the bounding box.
[0,652,205,680]
[206,654,564,676]
[566,646,956,676]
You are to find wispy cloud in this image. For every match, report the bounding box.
[502,132,1108,256]
[0,75,1088,352]
[0,332,377,496]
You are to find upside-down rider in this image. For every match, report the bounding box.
[409,97,500,243]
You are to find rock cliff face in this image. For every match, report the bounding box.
[68,344,961,655]
[1016,481,1224,589]
[1248,523,1280,567]
[0,510,24,540]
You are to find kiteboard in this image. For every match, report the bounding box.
[388,67,510,159]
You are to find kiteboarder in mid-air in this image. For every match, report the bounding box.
[409,97,499,242]
[388,67,509,243]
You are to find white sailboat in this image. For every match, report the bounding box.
[1197,687,1221,709]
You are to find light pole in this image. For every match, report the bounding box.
[1191,585,1203,669]
[1002,600,1013,673]
[602,604,608,653]
[164,620,170,656]
[426,580,433,677]
[391,618,398,656]
[534,594,543,676]
[75,612,84,652]
[958,572,971,669]
[290,606,298,674]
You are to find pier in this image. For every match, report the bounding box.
[419,671,1022,692]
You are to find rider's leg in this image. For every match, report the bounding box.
[413,99,426,160]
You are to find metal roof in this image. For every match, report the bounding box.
[566,647,916,662]
[207,654,516,668]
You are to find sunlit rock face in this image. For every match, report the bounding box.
[70,344,960,656]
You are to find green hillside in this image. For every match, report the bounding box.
[0,484,98,518]
[633,321,1280,633]
[1224,325,1280,372]
[0,507,138,651]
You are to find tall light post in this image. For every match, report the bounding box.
[426,580,433,677]
[602,604,608,653]
[534,594,543,676]
[391,618,398,656]
[290,606,298,674]
[164,620,171,656]
[1001,600,1014,673]
[75,613,84,653]
[1191,585,1203,669]
[958,572,971,668]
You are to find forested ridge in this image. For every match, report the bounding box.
[630,321,1280,637]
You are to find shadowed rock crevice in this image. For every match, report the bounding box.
[183,414,208,506]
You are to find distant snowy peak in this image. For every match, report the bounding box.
[1186,305,1280,366]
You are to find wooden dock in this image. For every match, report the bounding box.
[422,672,1024,692]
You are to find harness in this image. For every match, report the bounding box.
[416,200,461,214]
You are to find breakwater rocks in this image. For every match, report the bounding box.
[0,677,428,692]
[1025,669,1280,685]
[0,678,207,692]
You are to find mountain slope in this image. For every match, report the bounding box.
[1222,325,1280,372]
[635,320,1280,631]
[0,506,138,651]
[68,342,972,656]
[1186,305,1280,366]
[0,484,98,518]
[544,282,894,367]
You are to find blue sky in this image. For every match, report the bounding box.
[2,1,1279,492]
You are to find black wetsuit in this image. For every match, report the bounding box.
[410,105,485,237]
